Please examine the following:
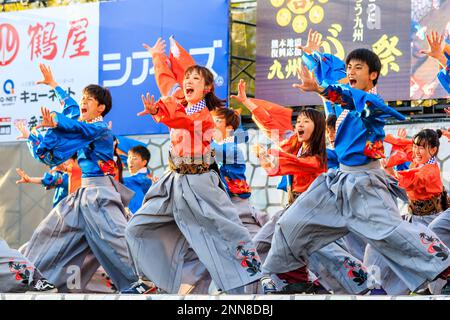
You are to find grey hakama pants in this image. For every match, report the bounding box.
[24,176,138,292]
[264,161,450,292]
[364,213,444,294]
[231,196,268,238]
[253,209,370,294]
[0,239,45,292]
[430,208,450,249]
[126,170,263,293]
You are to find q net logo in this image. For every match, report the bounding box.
[0,24,20,66]
[3,79,14,95]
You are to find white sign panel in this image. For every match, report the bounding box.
[0,3,99,142]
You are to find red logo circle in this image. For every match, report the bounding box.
[0,24,20,66]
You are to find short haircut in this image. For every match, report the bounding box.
[345,48,382,86]
[83,84,112,117]
[210,107,241,130]
[326,114,337,130]
[129,145,150,165]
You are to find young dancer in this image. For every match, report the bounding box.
[233,81,372,294]
[123,52,263,293]
[365,128,448,294]
[21,83,139,293]
[262,43,450,294]
[124,145,153,214]
[210,107,268,236]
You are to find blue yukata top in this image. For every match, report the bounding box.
[41,170,68,207]
[116,135,148,169]
[28,86,116,178]
[28,86,80,162]
[437,45,450,94]
[301,51,406,167]
[211,129,251,199]
[123,171,152,214]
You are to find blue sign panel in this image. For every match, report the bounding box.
[99,0,229,135]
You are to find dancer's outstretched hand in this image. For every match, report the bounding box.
[143,37,166,56]
[15,168,31,184]
[297,29,322,55]
[420,31,444,59]
[397,128,407,139]
[15,121,30,140]
[36,107,57,129]
[35,63,58,88]
[442,129,450,142]
[420,31,447,67]
[138,93,158,116]
[293,64,321,93]
[230,79,248,103]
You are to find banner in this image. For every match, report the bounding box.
[0,0,229,141]
[0,3,99,142]
[256,0,412,106]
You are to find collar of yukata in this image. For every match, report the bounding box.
[427,156,437,165]
[418,156,437,168]
[185,99,207,115]
[297,145,306,158]
[85,116,104,124]
[133,167,148,175]
[223,136,234,144]
[367,86,377,95]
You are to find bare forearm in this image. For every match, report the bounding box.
[242,98,258,112]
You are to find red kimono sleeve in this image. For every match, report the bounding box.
[384,134,413,168]
[397,164,443,200]
[262,150,323,176]
[250,98,294,142]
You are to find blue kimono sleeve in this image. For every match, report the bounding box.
[32,113,108,166]
[41,171,64,189]
[326,148,339,169]
[53,112,109,139]
[301,51,347,86]
[437,52,450,94]
[321,84,406,121]
[54,86,80,120]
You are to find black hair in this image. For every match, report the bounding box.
[129,145,151,166]
[297,108,327,167]
[345,48,382,86]
[326,114,337,130]
[210,107,241,130]
[82,84,112,117]
[413,129,443,157]
[184,65,225,111]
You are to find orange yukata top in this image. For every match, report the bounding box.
[385,134,443,201]
[251,98,325,193]
[152,97,214,158]
[150,38,213,158]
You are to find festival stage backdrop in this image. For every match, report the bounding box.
[410,0,450,100]
[255,0,445,106]
[0,0,229,141]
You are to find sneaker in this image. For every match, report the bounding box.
[369,288,388,295]
[27,279,58,293]
[121,280,157,294]
[261,277,278,294]
[312,281,331,294]
[410,288,431,296]
[276,282,316,294]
